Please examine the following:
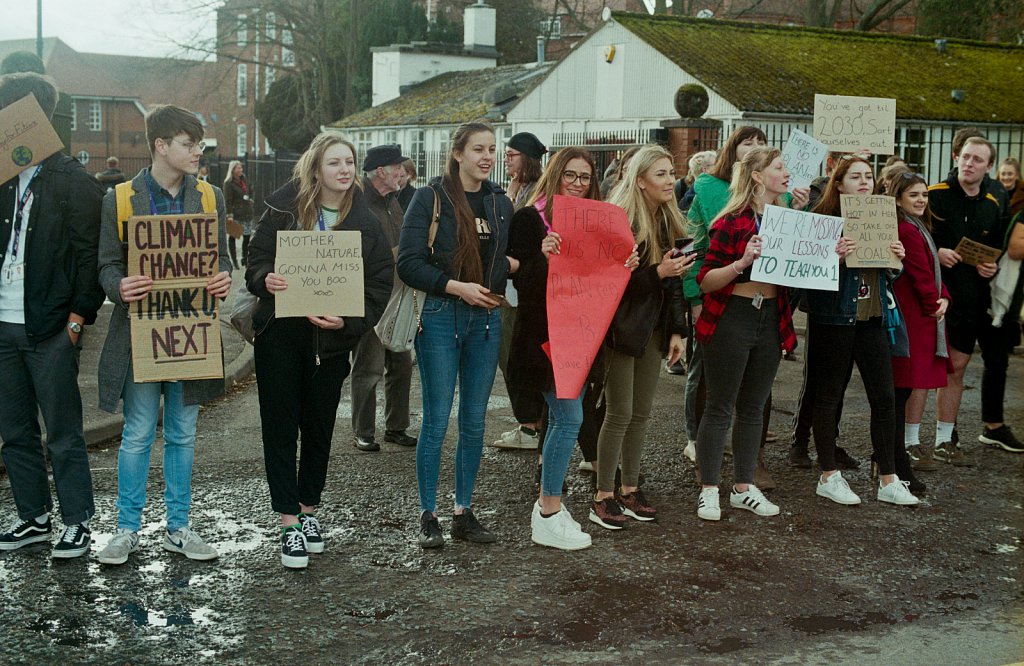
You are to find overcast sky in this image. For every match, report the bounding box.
[1,0,218,59]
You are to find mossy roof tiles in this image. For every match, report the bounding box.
[614,12,1024,123]
[330,63,547,128]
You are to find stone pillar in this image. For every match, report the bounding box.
[660,118,722,179]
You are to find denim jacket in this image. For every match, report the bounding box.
[805,266,909,357]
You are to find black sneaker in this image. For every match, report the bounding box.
[450,509,496,543]
[835,447,860,470]
[354,435,380,452]
[666,359,686,375]
[52,523,91,559]
[0,516,52,551]
[281,525,308,569]
[384,430,418,447]
[788,446,813,468]
[298,513,324,554]
[979,425,1024,453]
[418,511,444,549]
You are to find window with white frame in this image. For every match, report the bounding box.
[538,15,562,39]
[410,128,425,174]
[355,132,372,162]
[236,124,248,156]
[265,11,276,40]
[70,100,77,131]
[237,14,247,46]
[384,130,398,146]
[237,64,248,106]
[281,29,294,67]
[88,100,101,131]
[264,65,275,95]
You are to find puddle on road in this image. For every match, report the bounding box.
[119,601,217,628]
[786,611,898,635]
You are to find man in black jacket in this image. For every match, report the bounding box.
[0,73,105,557]
[930,136,1022,459]
[349,144,417,452]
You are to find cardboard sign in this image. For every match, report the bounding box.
[813,94,896,154]
[127,214,223,382]
[954,237,1002,266]
[546,195,633,399]
[274,230,364,317]
[751,204,842,291]
[782,129,828,191]
[840,194,902,270]
[0,93,64,185]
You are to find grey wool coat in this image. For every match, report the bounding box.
[96,170,232,413]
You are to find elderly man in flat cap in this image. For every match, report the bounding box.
[350,145,418,452]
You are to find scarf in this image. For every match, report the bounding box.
[902,213,949,359]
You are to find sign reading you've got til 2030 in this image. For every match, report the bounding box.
[751,204,842,291]
[128,214,223,383]
[813,94,896,154]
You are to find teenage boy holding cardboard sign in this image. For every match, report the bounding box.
[95,105,232,566]
[0,73,105,558]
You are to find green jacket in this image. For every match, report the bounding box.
[682,173,793,305]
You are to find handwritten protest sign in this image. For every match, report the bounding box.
[751,204,842,291]
[840,195,902,269]
[275,230,364,318]
[782,129,828,191]
[128,214,223,382]
[546,195,633,399]
[0,93,63,185]
[954,237,1002,266]
[813,94,896,154]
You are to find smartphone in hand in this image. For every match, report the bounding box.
[673,237,697,257]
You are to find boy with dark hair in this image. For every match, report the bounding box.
[0,73,105,558]
[95,104,232,565]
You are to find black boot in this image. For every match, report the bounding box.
[228,237,240,269]
[893,445,926,495]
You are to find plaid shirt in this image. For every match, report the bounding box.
[695,206,797,354]
[143,168,186,215]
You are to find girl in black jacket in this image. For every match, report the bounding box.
[245,133,394,569]
[590,145,693,530]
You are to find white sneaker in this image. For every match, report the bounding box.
[98,528,140,565]
[697,487,721,521]
[816,471,861,505]
[683,440,697,462]
[531,504,591,551]
[578,460,594,472]
[491,427,540,450]
[877,476,920,506]
[163,527,219,561]
[730,485,780,516]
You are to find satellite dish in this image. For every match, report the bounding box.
[696,9,714,18]
[601,7,612,21]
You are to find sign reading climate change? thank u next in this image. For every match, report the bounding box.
[751,204,842,291]
[128,214,223,382]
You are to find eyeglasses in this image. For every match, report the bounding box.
[504,150,522,159]
[171,139,207,153]
[561,170,592,186]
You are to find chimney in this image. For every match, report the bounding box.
[464,0,496,52]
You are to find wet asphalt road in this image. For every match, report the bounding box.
[1,337,1022,665]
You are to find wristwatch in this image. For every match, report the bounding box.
[67,321,83,335]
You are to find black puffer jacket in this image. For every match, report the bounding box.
[605,244,688,358]
[245,181,394,359]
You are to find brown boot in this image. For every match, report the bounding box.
[754,451,776,490]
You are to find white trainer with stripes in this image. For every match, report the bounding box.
[730,485,780,517]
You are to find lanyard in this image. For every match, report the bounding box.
[11,165,43,260]
[317,208,326,231]
[754,212,762,233]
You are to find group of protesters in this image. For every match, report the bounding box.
[0,70,1021,570]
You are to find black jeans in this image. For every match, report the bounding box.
[255,317,351,515]
[0,322,94,524]
[793,324,852,448]
[808,319,895,475]
[697,297,781,486]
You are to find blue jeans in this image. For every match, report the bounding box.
[116,369,199,532]
[540,387,586,497]
[415,297,500,514]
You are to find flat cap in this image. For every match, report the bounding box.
[364,144,408,171]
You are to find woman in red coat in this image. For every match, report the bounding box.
[890,172,952,484]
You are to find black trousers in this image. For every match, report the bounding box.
[255,317,350,515]
[793,324,853,448]
[808,319,896,475]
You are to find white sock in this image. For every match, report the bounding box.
[904,423,921,448]
[33,514,49,525]
[936,421,955,446]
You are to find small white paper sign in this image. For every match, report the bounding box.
[751,204,842,291]
[813,94,896,154]
[782,129,828,191]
